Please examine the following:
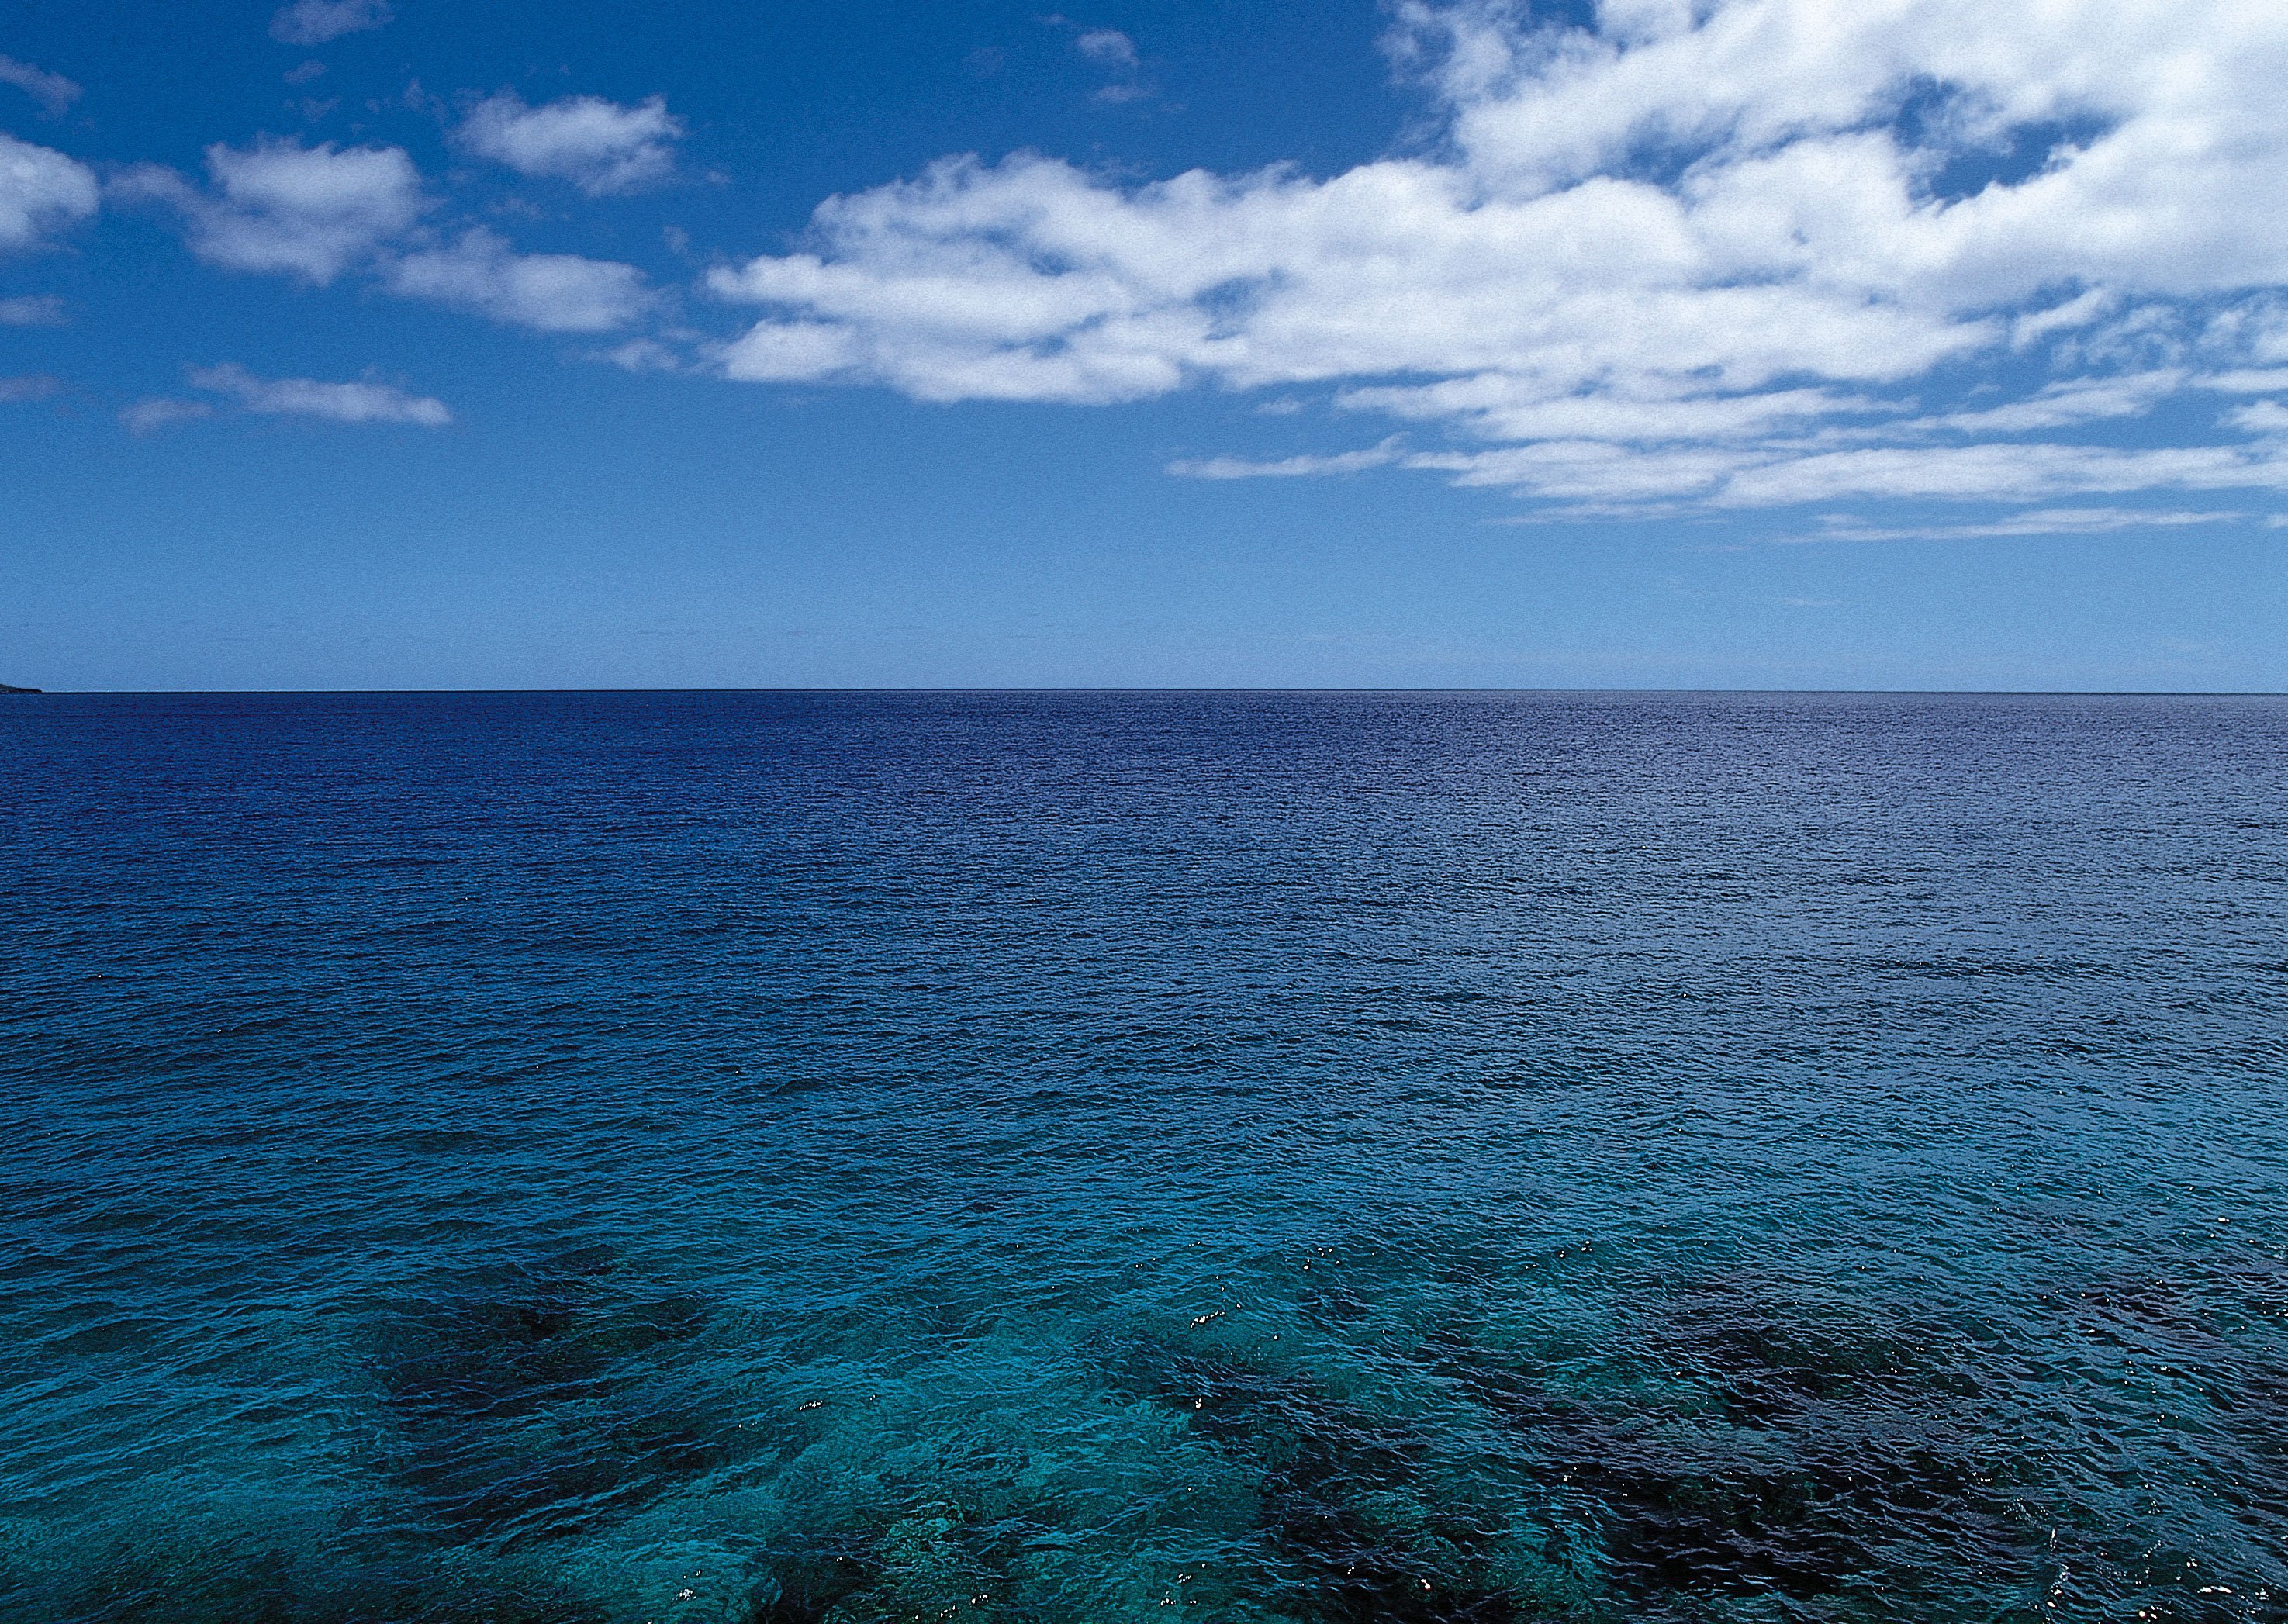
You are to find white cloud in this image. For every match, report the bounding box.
[1811,506,2242,541]
[1405,439,2288,508]
[119,138,423,284]
[119,140,655,337]
[719,318,859,381]
[385,227,651,332]
[0,373,59,402]
[1075,29,1139,68]
[269,0,392,47]
[2228,399,2288,437]
[186,362,450,425]
[2203,369,2288,395]
[0,294,65,324]
[120,397,216,434]
[1342,376,1895,444]
[707,149,1982,404]
[1168,437,1405,478]
[707,0,2288,517]
[0,133,98,251]
[0,54,81,117]
[1911,372,2183,434]
[602,337,685,372]
[2010,289,2114,349]
[456,92,683,195]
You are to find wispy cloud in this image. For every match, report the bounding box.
[1806,507,2244,542]
[0,294,66,326]
[1166,438,1405,479]
[1038,16,1153,103]
[0,54,81,117]
[269,0,392,47]
[2226,400,2288,436]
[185,363,451,425]
[2202,369,2288,395]
[1074,28,1138,68]
[1908,373,2183,435]
[121,397,216,434]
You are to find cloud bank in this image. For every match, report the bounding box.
[707,0,2288,514]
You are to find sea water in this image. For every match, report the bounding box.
[2,691,2283,1624]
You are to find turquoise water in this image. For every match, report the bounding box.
[3,691,2284,1623]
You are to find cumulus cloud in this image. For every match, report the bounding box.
[719,319,858,382]
[707,0,2288,516]
[269,0,392,47]
[118,137,423,283]
[0,54,81,117]
[456,92,683,195]
[115,139,650,334]
[385,227,651,331]
[0,133,98,251]
[186,362,450,425]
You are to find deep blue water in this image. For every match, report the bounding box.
[3,691,2286,1624]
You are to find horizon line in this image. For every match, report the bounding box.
[12,686,2288,699]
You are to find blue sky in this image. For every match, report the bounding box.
[3,0,2285,690]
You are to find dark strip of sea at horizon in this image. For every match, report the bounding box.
[2,690,2283,1624]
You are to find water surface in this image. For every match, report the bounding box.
[3,692,2284,1622]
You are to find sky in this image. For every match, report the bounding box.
[2,0,2286,691]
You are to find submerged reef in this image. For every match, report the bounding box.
[6,1243,2285,1624]
[367,1249,735,1549]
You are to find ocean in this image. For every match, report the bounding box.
[2,690,2284,1623]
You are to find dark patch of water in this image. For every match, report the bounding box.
[366,1250,734,1547]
